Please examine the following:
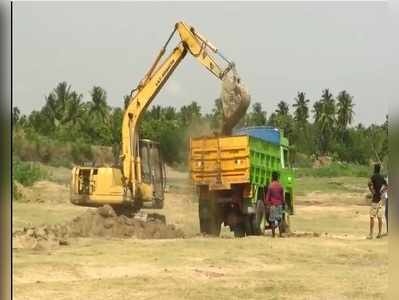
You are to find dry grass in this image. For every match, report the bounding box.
[12,168,388,300]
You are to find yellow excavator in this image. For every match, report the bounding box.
[70,21,245,213]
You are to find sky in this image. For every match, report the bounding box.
[13,1,396,126]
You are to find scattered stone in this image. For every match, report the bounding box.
[287,231,321,238]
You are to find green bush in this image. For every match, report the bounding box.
[292,152,313,168]
[13,159,48,186]
[49,156,72,168]
[71,142,94,164]
[296,162,370,178]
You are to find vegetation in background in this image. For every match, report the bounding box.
[13,82,388,170]
[12,158,49,200]
[13,159,48,186]
[295,162,370,178]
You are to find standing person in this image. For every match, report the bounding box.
[265,171,285,237]
[367,164,388,239]
[384,176,388,235]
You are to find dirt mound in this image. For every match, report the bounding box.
[68,206,182,239]
[13,205,184,250]
[312,156,333,168]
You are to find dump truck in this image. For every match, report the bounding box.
[190,126,294,237]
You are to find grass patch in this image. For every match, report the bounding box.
[12,202,84,230]
[13,236,388,300]
[295,162,371,178]
[295,176,367,196]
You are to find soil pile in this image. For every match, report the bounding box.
[67,205,182,239]
[13,205,184,250]
[13,224,69,251]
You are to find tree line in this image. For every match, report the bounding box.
[12,82,388,166]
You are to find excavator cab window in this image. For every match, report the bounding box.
[139,139,165,203]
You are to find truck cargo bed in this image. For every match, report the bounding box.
[190,134,286,190]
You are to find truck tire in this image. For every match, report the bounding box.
[244,214,256,236]
[233,224,246,238]
[154,197,164,209]
[199,200,209,234]
[198,197,221,236]
[199,217,209,234]
[254,200,266,235]
[208,216,222,236]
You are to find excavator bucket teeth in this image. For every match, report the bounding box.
[221,68,251,135]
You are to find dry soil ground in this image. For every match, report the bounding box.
[13,167,388,300]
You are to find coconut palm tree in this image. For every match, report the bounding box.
[162,106,177,121]
[41,82,82,129]
[272,101,293,139]
[313,89,336,154]
[249,102,267,126]
[319,89,336,130]
[180,101,201,126]
[64,92,83,125]
[12,106,20,126]
[276,101,289,116]
[89,86,109,122]
[312,100,323,123]
[336,90,355,131]
[293,92,310,127]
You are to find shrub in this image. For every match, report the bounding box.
[71,142,94,164]
[13,159,48,186]
[292,152,313,168]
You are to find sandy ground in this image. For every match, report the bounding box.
[12,168,388,300]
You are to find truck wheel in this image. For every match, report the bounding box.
[233,224,246,238]
[208,217,222,236]
[254,200,266,235]
[199,200,209,234]
[154,197,164,209]
[199,217,209,234]
[244,215,255,236]
[198,198,221,236]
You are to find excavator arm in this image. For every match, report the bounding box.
[122,21,234,199]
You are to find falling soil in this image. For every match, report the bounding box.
[220,66,250,135]
[13,205,185,250]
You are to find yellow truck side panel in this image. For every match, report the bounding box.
[190,135,250,189]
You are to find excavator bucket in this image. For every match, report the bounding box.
[221,67,251,135]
